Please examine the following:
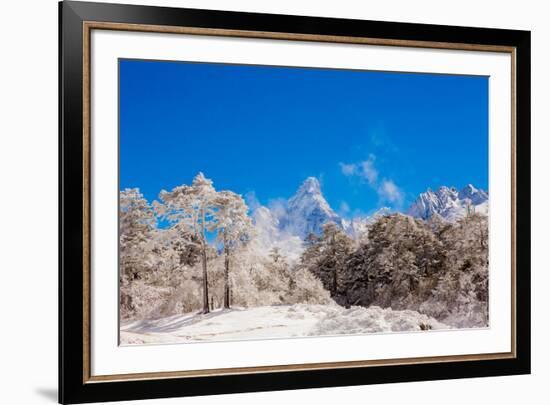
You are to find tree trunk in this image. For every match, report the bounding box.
[332,267,338,296]
[200,208,210,314]
[201,245,209,314]
[223,241,231,309]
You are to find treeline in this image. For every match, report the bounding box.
[121,172,489,328]
[302,213,489,327]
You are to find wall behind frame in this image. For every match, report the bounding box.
[0,0,544,404]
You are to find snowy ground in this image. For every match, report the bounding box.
[120,304,450,345]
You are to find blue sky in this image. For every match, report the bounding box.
[120,59,488,217]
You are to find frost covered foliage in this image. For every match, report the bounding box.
[301,213,489,328]
[421,213,489,327]
[119,188,158,319]
[119,174,331,321]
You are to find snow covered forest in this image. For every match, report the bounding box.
[120,173,489,344]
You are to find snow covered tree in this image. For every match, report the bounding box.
[266,247,292,297]
[301,222,354,304]
[334,212,489,327]
[120,188,156,279]
[340,214,446,309]
[243,245,331,306]
[300,233,321,268]
[214,191,254,308]
[287,267,332,305]
[119,188,157,319]
[155,173,218,314]
[425,212,489,326]
[269,246,283,263]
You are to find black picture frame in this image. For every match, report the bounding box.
[59,1,531,403]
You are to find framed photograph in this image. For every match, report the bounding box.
[59,1,530,403]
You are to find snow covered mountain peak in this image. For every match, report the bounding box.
[297,176,322,195]
[253,177,400,247]
[287,177,331,213]
[407,184,488,221]
[461,183,477,193]
[283,177,342,238]
[251,177,341,262]
[458,184,488,205]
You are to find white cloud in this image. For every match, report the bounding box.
[340,154,404,208]
[340,154,378,185]
[359,156,378,186]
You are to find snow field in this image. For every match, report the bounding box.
[120,304,449,345]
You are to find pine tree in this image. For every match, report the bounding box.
[155,173,218,314]
[301,222,354,304]
[214,190,253,309]
[119,188,156,318]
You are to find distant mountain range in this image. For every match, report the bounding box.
[251,177,488,260]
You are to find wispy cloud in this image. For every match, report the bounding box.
[339,154,378,186]
[378,179,404,206]
[340,163,356,177]
[339,154,404,208]
[245,191,289,221]
[359,157,379,186]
